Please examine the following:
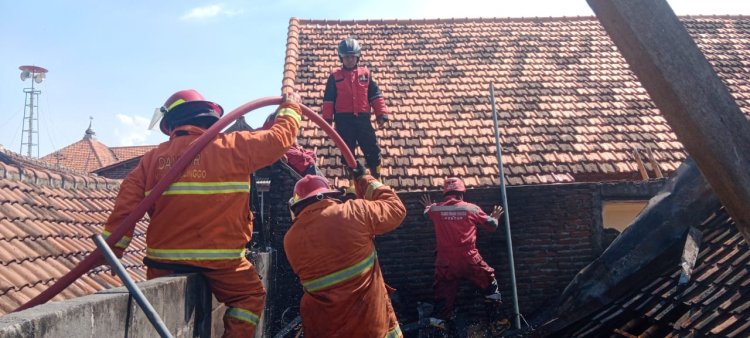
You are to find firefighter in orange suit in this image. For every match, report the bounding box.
[284,173,406,338]
[99,89,302,338]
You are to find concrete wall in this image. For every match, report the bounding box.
[0,274,212,338]
[0,253,271,338]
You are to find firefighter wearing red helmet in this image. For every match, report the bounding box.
[321,37,389,180]
[100,90,303,338]
[284,174,406,338]
[420,177,509,335]
[157,89,224,135]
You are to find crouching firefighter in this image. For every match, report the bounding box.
[421,177,510,336]
[98,89,303,338]
[284,173,406,338]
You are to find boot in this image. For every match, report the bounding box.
[484,294,510,337]
[490,318,511,337]
[368,165,382,179]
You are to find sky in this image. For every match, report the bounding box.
[1,0,749,158]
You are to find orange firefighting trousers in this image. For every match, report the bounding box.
[148,257,265,338]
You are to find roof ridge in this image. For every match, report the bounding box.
[296,14,750,25]
[297,16,599,25]
[282,17,301,94]
[85,138,116,169]
[109,145,156,149]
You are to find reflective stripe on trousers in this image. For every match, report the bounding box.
[385,324,402,338]
[101,230,132,249]
[302,251,376,292]
[226,307,259,326]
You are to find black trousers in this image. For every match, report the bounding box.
[334,113,382,171]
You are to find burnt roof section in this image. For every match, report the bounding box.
[284,16,750,191]
[0,148,147,315]
[559,208,750,337]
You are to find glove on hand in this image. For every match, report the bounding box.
[355,174,380,200]
[376,114,389,127]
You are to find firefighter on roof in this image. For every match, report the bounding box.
[321,37,389,180]
[284,173,406,337]
[421,177,510,336]
[99,89,302,338]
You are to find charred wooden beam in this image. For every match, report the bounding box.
[646,147,664,179]
[632,149,649,180]
[538,159,720,335]
[678,226,703,285]
[587,0,750,243]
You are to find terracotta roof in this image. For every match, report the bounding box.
[109,145,157,162]
[284,16,750,191]
[224,116,256,133]
[562,208,750,337]
[40,137,118,173]
[39,132,155,174]
[0,148,147,315]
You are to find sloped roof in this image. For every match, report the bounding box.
[224,116,256,133]
[284,16,750,191]
[40,137,118,173]
[39,124,155,173]
[0,148,147,315]
[561,208,750,337]
[110,145,157,162]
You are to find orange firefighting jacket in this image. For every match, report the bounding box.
[284,180,406,338]
[102,105,300,270]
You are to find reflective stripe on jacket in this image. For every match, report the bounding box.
[302,251,377,292]
[145,181,250,196]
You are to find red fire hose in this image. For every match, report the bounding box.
[15,96,356,312]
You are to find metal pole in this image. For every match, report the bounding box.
[490,83,521,329]
[92,235,174,338]
[27,81,34,157]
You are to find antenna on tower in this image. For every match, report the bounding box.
[18,65,48,158]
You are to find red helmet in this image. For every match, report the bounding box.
[443,177,466,194]
[289,175,342,209]
[289,175,341,221]
[159,89,224,135]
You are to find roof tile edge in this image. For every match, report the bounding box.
[282,17,301,94]
[295,15,748,25]
[0,147,120,190]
